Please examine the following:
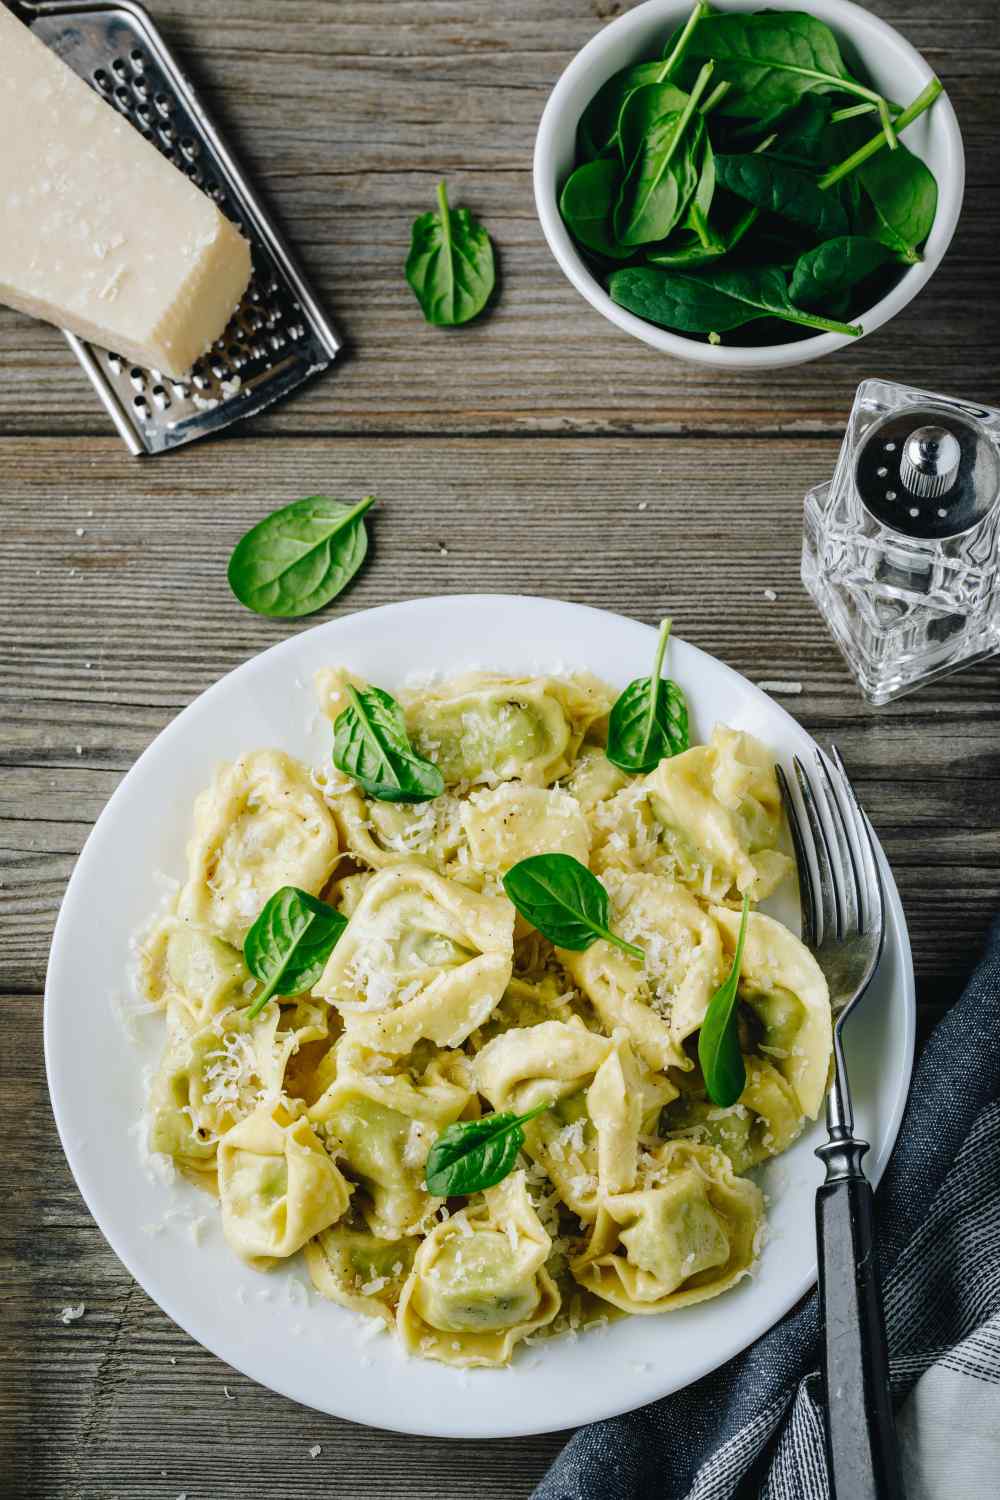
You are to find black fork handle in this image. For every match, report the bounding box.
[815,1135,905,1500]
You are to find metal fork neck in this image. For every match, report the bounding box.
[816,1128,870,1184]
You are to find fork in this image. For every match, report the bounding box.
[776,746,905,1500]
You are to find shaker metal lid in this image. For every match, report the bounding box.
[855,405,1000,540]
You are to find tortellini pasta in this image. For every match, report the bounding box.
[140,660,832,1367]
[571,1141,763,1314]
[218,1101,352,1267]
[592,725,793,905]
[310,1036,474,1239]
[710,906,832,1119]
[314,862,514,1053]
[396,1172,560,1365]
[177,749,341,945]
[402,671,613,787]
[561,873,723,1072]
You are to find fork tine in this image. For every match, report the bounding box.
[793,754,839,946]
[830,744,885,941]
[776,764,820,948]
[814,750,861,938]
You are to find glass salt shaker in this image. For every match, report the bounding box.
[802,378,1000,705]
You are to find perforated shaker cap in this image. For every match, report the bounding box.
[855,405,1000,540]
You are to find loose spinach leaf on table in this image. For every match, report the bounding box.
[502,853,644,960]
[406,180,495,326]
[425,1103,552,1197]
[560,158,633,258]
[789,235,896,307]
[228,495,375,618]
[606,617,689,773]
[245,886,347,1020]
[715,153,848,240]
[698,894,750,1108]
[608,264,862,337]
[614,73,712,245]
[333,683,444,804]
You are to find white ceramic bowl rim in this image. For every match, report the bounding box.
[533,0,965,369]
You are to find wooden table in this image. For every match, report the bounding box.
[2,1,997,1494]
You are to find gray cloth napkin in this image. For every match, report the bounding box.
[534,919,1000,1500]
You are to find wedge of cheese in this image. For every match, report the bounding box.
[0,8,252,379]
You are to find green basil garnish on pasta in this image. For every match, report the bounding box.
[698,892,751,1107]
[502,853,644,961]
[244,886,346,1020]
[425,1104,552,1197]
[606,616,689,773]
[333,683,445,804]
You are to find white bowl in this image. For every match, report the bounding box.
[533,0,965,370]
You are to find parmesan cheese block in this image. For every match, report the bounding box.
[0,8,252,379]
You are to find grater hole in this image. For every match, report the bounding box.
[129,368,147,392]
[151,385,170,410]
[137,103,153,125]
[133,395,150,419]
[210,360,226,379]
[154,92,171,116]
[114,86,131,109]
[133,77,149,100]
[112,58,128,80]
[187,166,203,186]
[160,123,178,145]
[130,49,145,70]
[107,354,123,374]
[180,136,200,160]
[94,68,111,92]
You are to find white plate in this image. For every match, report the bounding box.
[45,595,915,1439]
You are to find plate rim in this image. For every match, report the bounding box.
[43,593,916,1437]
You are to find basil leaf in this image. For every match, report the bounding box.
[227,495,374,618]
[607,265,862,338]
[714,153,848,240]
[789,235,895,308]
[244,886,347,1020]
[559,158,633,259]
[698,893,751,1108]
[333,683,444,804]
[425,1103,551,1197]
[669,11,891,124]
[502,853,644,961]
[405,180,495,327]
[606,617,689,773]
[614,68,713,246]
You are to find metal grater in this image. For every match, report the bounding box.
[15,0,340,455]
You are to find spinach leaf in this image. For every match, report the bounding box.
[425,1103,551,1197]
[405,180,495,326]
[818,77,941,190]
[577,61,667,161]
[614,66,714,245]
[645,134,726,267]
[245,886,347,1020]
[715,153,847,239]
[607,265,862,337]
[856,143,938,262]
[698,894,750,1107]
[671,11,893,126]
[789,235,895,307]
[333,683,444,803]
[502,853,644,960]
[560,158,632,259]
[606,617,689,773]
[227,495,374,618]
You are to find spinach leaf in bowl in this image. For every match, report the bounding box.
[608,264,862,337]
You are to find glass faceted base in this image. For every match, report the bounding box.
[802,380,1000,706]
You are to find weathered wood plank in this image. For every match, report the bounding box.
[0,0,996,437]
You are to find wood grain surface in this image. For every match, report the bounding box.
[2,2,998,1496]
